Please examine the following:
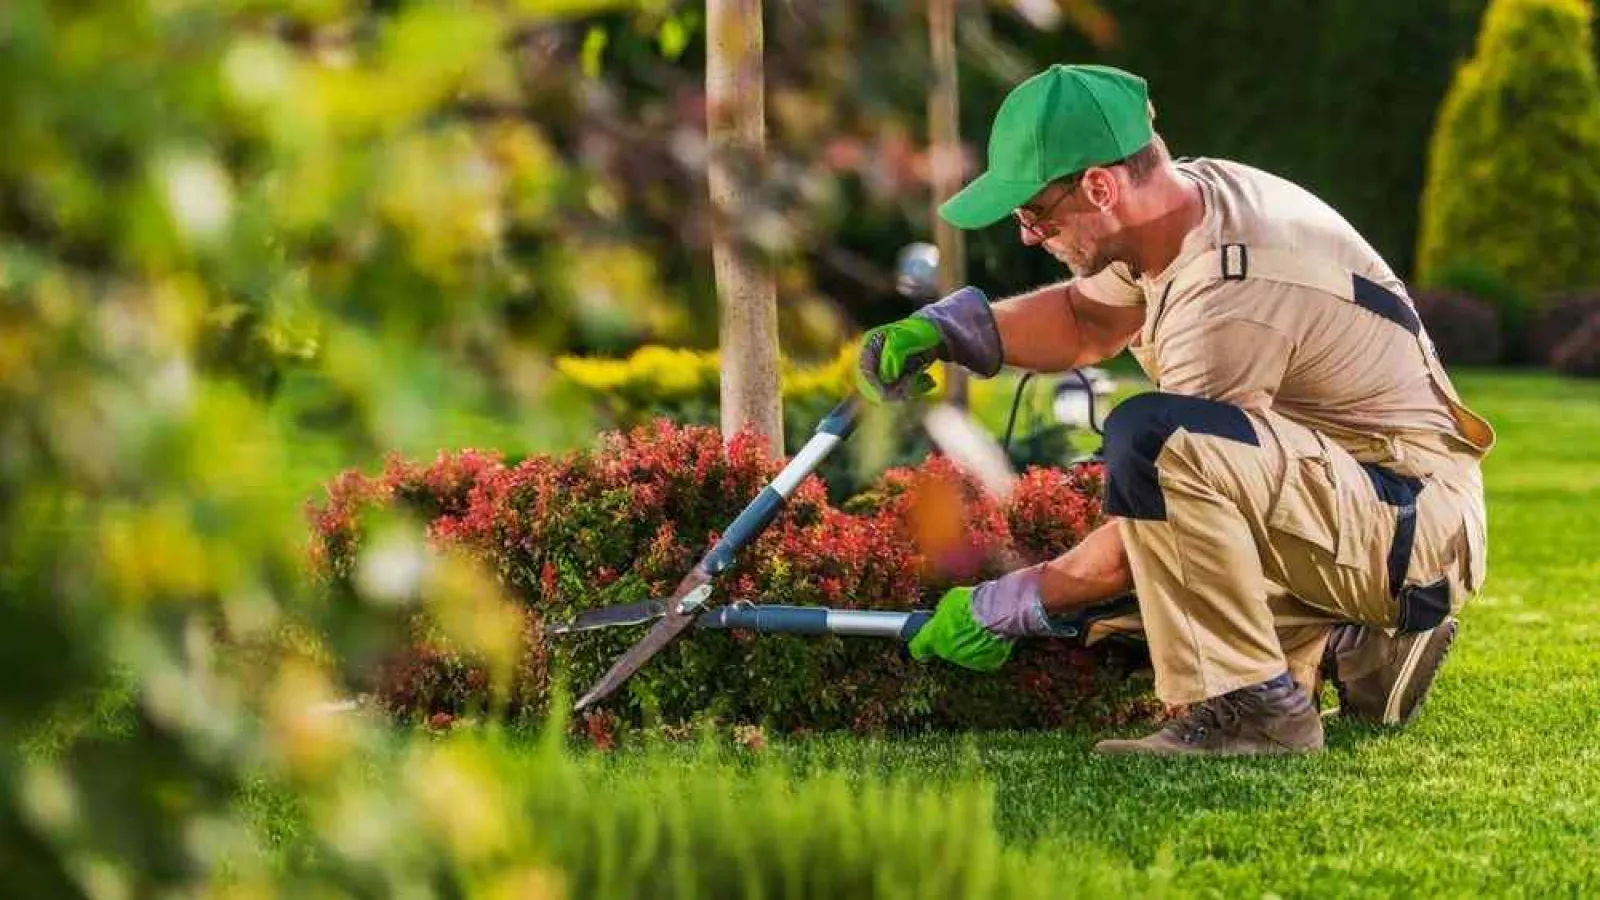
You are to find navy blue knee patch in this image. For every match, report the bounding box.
[1102,392,1259,521]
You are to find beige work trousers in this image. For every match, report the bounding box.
[1094,393,1488,706]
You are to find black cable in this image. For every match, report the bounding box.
[1076,368,1104,436]
[1005,368,1107,459]
[1001,371,1036,454]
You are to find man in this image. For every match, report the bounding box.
[857,64,1493,757]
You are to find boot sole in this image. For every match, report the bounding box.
[1093,738,1324,758]
[1382,618,1459,726]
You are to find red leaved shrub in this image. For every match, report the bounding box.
[307,420,1149,736]
[1006,463,1107,563]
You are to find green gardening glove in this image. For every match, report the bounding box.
[907,586,1015,673]
[855,316,943,404]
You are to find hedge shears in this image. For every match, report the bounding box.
[567,245,1130,711]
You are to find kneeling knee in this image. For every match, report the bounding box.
[1102,392,1258,520]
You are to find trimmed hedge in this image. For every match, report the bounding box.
[308,421,1152,739]
[1412,288,1504,365]
[1416,0,1600,299]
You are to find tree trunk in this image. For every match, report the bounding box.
[707,0,783,454]
[928,0,970,408]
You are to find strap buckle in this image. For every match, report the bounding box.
[1220,243,1248,281]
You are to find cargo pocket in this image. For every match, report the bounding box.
[1417,489,1486,622]
[1425,510,1485,626]
[1266,428,1351,564]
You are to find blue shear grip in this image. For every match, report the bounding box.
[898,610,933,641]
[704,487,785,575]
[706,605,832,634]
[817,395,860,438]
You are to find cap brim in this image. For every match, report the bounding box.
[937,173,1047,230]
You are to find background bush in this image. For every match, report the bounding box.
[1412,288,1506,365]
[1420,263,1536,363]
[1528,291,1600,367]
[308,421,1150,739]
[1416,0,1600,307]
[962,0,1493,292]
[1553,312,1600,376]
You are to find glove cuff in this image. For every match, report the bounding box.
[970,564,1053,638]
[912,286,1004,377]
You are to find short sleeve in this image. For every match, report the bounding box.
[1076,261,1144,307]
[1156,315,1292,410]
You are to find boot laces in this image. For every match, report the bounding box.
[1172,691,1264,745]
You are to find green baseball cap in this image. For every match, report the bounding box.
[939,64,1154,230]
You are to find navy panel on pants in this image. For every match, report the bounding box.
[1102,392,1261,521]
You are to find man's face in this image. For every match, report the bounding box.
[1013,173,1120,277]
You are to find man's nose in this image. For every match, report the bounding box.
[1018,223,1044,247]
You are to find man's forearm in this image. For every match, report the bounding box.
[990,281,1135,372]
[1038,519,1133,614]
[990,281,1083,371]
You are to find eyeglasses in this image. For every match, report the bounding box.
[1012,175,1082,241]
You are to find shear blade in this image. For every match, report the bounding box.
[548,598,667,635]
[573,568,711,711]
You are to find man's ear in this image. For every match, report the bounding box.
[1081,167,1121,213]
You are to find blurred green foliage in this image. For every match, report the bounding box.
[230,717,1180,899]
[962,1,1496,293]
[554,344,1084,498]
[558,0,1497,351]
[1417,0,1600,301]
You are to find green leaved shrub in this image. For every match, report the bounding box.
[1416,0,1600,313]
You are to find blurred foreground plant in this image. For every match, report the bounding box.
[0,0,685,894]
[228,709,1178,899]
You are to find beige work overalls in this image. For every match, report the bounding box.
[1085,242,1494,705]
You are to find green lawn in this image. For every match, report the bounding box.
[746,369,1600,897]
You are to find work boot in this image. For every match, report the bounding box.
[1322,618,1459,726]
[1094,673,1324,757]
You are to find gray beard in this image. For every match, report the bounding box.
[1063,253,1115,280]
